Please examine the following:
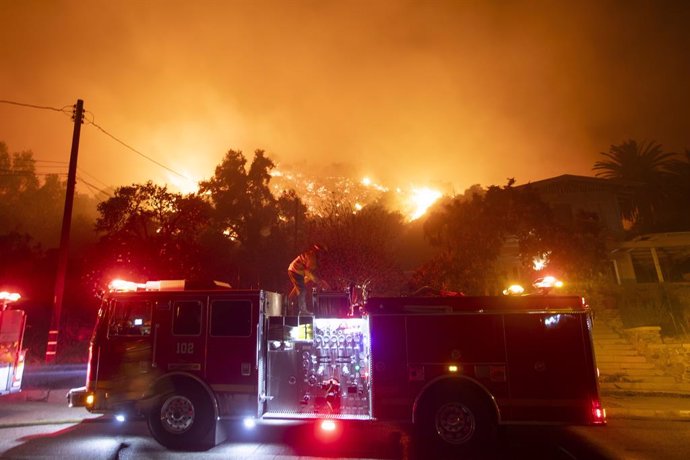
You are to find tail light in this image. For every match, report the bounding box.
[591,399,607,424]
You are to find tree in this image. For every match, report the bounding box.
[416,182,609,294]
[1,142,100,362]
[0,142,39,196]
[307,198,406,296]
[0,142,97,249]
[593,139,675,232]
[93,182,213,283]
[1,142,39,236]
[199,149,292,288]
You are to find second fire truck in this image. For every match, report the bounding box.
[68,279,606,454]
[0,291,27,396]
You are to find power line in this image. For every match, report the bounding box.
[0,171,67,177]
[0,99,72,114]
[34,164,68,169]
[77,167,115,192]
[34,159,69,164]
[77,176,112,197]
[2,99,195,186]
[83,111,191,181]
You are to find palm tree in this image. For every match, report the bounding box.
[593,140,675,232]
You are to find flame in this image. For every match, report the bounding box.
[533,252,550,271]
[361,176,389,192]
[269,166,443,220]
[408,187,442,220]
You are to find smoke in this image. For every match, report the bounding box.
[1,0,688,195]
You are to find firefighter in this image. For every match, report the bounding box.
[288,244,330,314]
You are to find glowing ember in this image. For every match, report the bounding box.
[532,252,550,271]
[268,164,445,220]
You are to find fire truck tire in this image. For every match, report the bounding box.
[147,380,216,451]
[415,386,496,456]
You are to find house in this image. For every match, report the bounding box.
[517,174,635,240]
[515,175,689,285]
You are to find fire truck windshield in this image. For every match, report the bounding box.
[109,300,152,336]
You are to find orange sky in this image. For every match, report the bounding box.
[1,0,689,196]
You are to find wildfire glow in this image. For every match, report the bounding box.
[268,165,446,221]
[408,187,442,220]
[167,171,199,195]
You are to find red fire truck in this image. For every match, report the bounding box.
[1,291,27,396]
[68,279,605,454]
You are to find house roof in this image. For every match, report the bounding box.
[516,174,639,190]
[514,174,639,200]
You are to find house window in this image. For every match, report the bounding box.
[631,250,660,283]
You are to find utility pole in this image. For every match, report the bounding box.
[46,99,83,364]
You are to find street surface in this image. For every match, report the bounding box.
[4,363,690,460]
[4,406,689,459]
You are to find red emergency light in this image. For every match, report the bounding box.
[108,279,185,292]
[0,292,21,302]
[314,419,343,442]
[0,291,21,310]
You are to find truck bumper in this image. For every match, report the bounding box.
[67,386,89,408]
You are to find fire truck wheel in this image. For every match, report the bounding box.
[147,380,216,451]
[416,387,495,456]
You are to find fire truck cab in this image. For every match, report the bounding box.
[68,280,605,453]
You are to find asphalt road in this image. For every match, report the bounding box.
[0,411,616,460]
[8,365,690,459]
[3,406,690,459]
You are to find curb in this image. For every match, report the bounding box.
[602,391,690,421]
[0,388,102,428]
[2,388,68,403]
[0,419,103,429]
[605,407,690,421]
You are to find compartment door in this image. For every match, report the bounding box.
[204,296,260,416]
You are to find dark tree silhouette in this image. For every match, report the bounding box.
[93,182,213,282]
[307,198,406,296]
[416,181,609,295]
